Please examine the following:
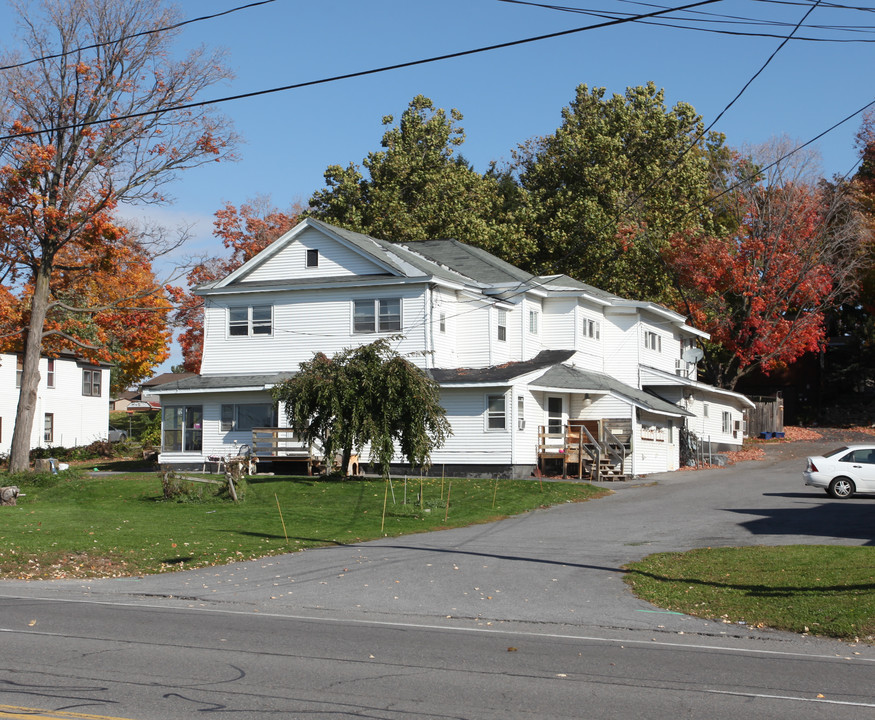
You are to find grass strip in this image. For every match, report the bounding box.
[625,545,875,641]
[0,470,605,579]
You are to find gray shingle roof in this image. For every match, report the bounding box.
[428,350,576,385]
[530,364,693,417]
[146,372,297,393]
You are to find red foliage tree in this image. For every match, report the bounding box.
[172,199,302,372]
[666,180,867,389]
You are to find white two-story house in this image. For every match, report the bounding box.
[148,218,753,478]
[0,352,110,454]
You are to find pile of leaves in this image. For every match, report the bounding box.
[781,426,824,441]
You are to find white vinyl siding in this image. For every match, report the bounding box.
[200,286,428,375]
[240,226,387,282]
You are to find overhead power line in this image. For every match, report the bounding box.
[0,0,723,142]
[0,0,278,73]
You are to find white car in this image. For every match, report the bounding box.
[803,445,875,498]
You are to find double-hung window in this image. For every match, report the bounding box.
[722,411,732,434]
[528,310,539,334]
[583,318,600,340]
[46,359,55,388]
[497,309,507,341]
[229,305,272,337]
[353,298,401,333]
[486,394,506,430]
[44,413,54,444]
[644,330,661,352]
[82,368,102,396]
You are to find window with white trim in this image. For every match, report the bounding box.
[82,368,101,397]
[44,413,53,444]
[486,394,506,430]
[353,298,401,333]
[439,312,446,333]
[220,403,277,432]
[163,405,203,453]
[229,305,272,336]
[583,318,600,340]
[528,309,539,334]
[722,411,732,434]
[644,330,661,352]
[46,359,55,388]
[15,356,22,388]
[497,308,507,341]
[306,249,319,268]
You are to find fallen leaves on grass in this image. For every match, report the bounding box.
[782,426,824,441]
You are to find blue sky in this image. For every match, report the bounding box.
[2,0,873,369]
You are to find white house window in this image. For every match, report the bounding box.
[82,368,101,396]
[353,298,401,333]
[15,356,22,388]
[703,402,709,417]
[44,413,54,444]
[221,403,276,432]
[497,309,507,342]
[229,305,272,336]
[46,359,55,388]
[486,394,506,430]
[306,249,319,268]
[528,309,539,334]
[644,330,661,352]
[517,395,525,431]
[439,312,446,333]
[163,405,203,453]
[722,411,732,434]
[583,318,600,340]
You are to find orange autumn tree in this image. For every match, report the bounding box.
[666,176,868,390]
[172,199,302,372]
[0,232,172,392]
[0,0,236,471]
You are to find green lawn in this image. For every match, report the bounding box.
[625,545,875,642]
[0,469,605,579]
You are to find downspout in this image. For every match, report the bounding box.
[425,285,434,369]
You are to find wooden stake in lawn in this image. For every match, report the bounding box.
[444,481,452,521]
[275,493,289,545]
[492,478,499,509]
[420,474,424,510]
[441,465,445,502]
[381,478,389,533]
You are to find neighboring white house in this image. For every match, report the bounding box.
[147,218,754,478]
[0,353,110,454]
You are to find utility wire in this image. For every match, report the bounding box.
[0,0,278,72]
[0,0,723,141]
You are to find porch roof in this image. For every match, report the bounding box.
[528,364,694,418]
[428,350,576,385]
[143,372,296,395]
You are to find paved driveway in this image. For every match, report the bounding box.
[6,434,874,640]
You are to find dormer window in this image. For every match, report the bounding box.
[306,249,319,268]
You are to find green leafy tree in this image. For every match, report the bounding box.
[307,95,534,265]
[515,82,720,303]
[272,339,452,477]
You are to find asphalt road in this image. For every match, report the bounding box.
[1,434,873,719]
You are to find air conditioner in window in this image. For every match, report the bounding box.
[734,420,741,431]
[518,418,526,431]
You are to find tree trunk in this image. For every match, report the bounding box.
[9,265,52,472]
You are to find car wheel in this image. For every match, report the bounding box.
[828,477,855,499]
[119,433,127,443]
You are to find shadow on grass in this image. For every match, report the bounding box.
[624,567,875,597]
[91,458,158,472]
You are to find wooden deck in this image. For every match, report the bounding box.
[537,419,631,481]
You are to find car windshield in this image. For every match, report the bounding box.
[823,446,849,458]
